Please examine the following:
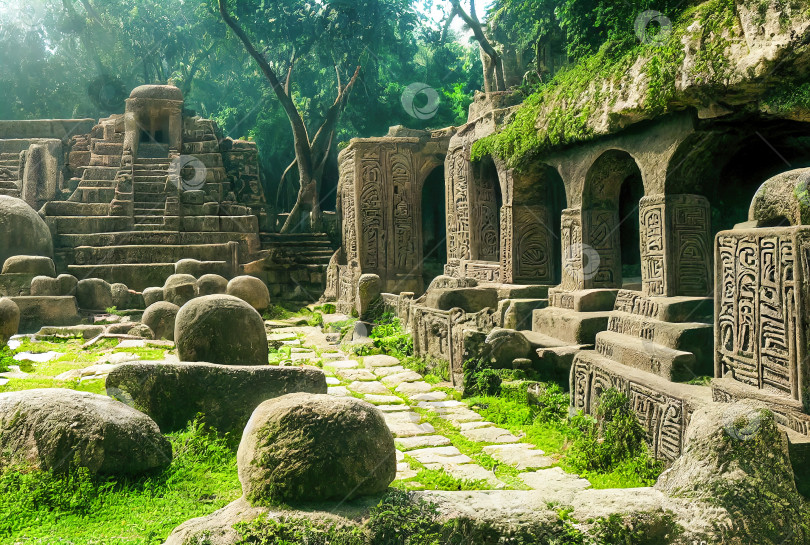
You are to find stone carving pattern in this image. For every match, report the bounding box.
[446,149,471,262]
[391,151,416,271]
[585,210,620,288]
[640,202,665,296]
[360,150,384,272]
[560,209,583,292]
[514,205,552,283]
[340,150,358,262]
[672,200,711,297]
[717,233,797,399]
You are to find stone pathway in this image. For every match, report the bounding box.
[269,318,593,493]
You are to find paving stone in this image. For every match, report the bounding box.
[437,409,484,425]
[373,365,406,378]
[336,368,377,381]
[364,355,401,367]
[326,360,359,369]
[267,332,298,341]
[460,426,520,444]
[417,400,465,409]
[363,394,404,405]
[483,444,553,470]
[327,386,351,397]
[519,467,591,497]
[395,381,433,395]
[321,352,346,360]
[396,468,419,480]
[408,446,471,465]
[325,377,341,385]
[347,381,390,395]
[383,411,421,426]
[444,463,503,488]
[281,339,301,346]
[396,450,405,462]
[395,435,452,450]
[409,391,449,402]
[382,371,423,387]
[291,351,317,361]
[388,422,436,437]
[459,421,494,431]
[290,347,311,353]
[377,404,411,412]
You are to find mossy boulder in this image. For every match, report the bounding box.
[226,275,270,313]
[141,301,180,341]
[238,393,396,504]
[0,297,20,345]
[656,401,810,544]
[197,274,228,296]
[163,274,197,307]
[175,295,268,366]
[75,278,114,311]
[0,388,171,475]
[0,195,53,269]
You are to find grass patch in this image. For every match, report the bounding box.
[1,418,241,543]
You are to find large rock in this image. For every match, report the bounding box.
[0,195,53,269]
[196,274,228,296]
[30,274,78,297]
[656,401,809,543]
[142,286,164,307]
[141,301,180,341]
[485,328,532,368]
[107,362,327,433]
[1,255,55,277]
[0,297,20,345]
[238,393,396,504]
[356,273,382,319]
[175,295,268,366]
[10,296,81,332]
[76,278,114,311]
[0,388,171,475]
[110,283,131,309]
[226,276,270,313]
[163,274,197,306]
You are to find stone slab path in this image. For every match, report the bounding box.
[268,318,593,493]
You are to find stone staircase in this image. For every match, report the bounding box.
[259,232,335,265]
[0,151,20,198]
[133,155,172,231]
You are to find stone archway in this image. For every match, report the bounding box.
[579,149,644,290]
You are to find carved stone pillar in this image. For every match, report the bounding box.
[640,194,711,297]
[582,208,621,289]
[501,204,555,284]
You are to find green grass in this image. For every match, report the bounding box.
[0,419,241,544]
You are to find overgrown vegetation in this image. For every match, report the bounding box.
[0,419,240,543]
[352,312,414,359]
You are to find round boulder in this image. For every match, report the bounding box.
[1,255,55,277]
[110,283,131,310]
[196,274,228,297]
[29,275,59,296]
[226,276,270,313]
[142,287,164,307]
[0,388,171,475]
[142,301,180,341]
[175,295,268,366]
[76,278,114,311]
[163,274,197,307]
[0,298,20,345]
[237,393,395,504]
[127,324,154,339]
[56,274,78,296]
[485,328,532,368]
[0,195,53,269]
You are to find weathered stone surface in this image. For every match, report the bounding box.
[10,296,81,332]
[107,362,327,434]
[141,301,180,341]
[364,354,400,368]
[56,274,78,296]
[485,328,532,368]
[0,195,53,269]
[0,297,20,345]
[30,274,78,297]
[1,255,55,277]
[142,287,164,307]
[348,381,389,395]
[127,324,154,339]
[196,274,228,296]
[0,388,170,475]
[425,287,498,313]
[655,401,809,543]
[175,295,268,366]
[237,393,395,503]
[76,278,114,311]
[110,283,131,309]
[163,274,197,307]
[226,275,270,313]
[356,274,382,319]
[482,444,552,470]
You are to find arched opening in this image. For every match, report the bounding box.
[582,150,644,289]
[471,156,502,262]
[513,163,567,283]
[421,166,447,286]
[619,170,644,289]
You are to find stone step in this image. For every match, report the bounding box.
[0,159,19,166]
[131,224,164,232]
[532,307,611,345]
[0,188,20,198]
[133,173,169,180]
[78,180,117,188]
[71,243,236,266]
[612,290,713,324]
[134,215,164,224]
[133,208,163,217]
[134,181,168,193]
[67,263,175,291]
[134,159,171,166]
[134,193,168,204]
[594,330,702,382]
[55,231,256,249]
[71,187,115,203]
[81,166,118,181]
[0,180,18,190]
[41,202,109,216]
[49,216,131,235]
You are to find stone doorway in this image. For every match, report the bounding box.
[421,166,447,287]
